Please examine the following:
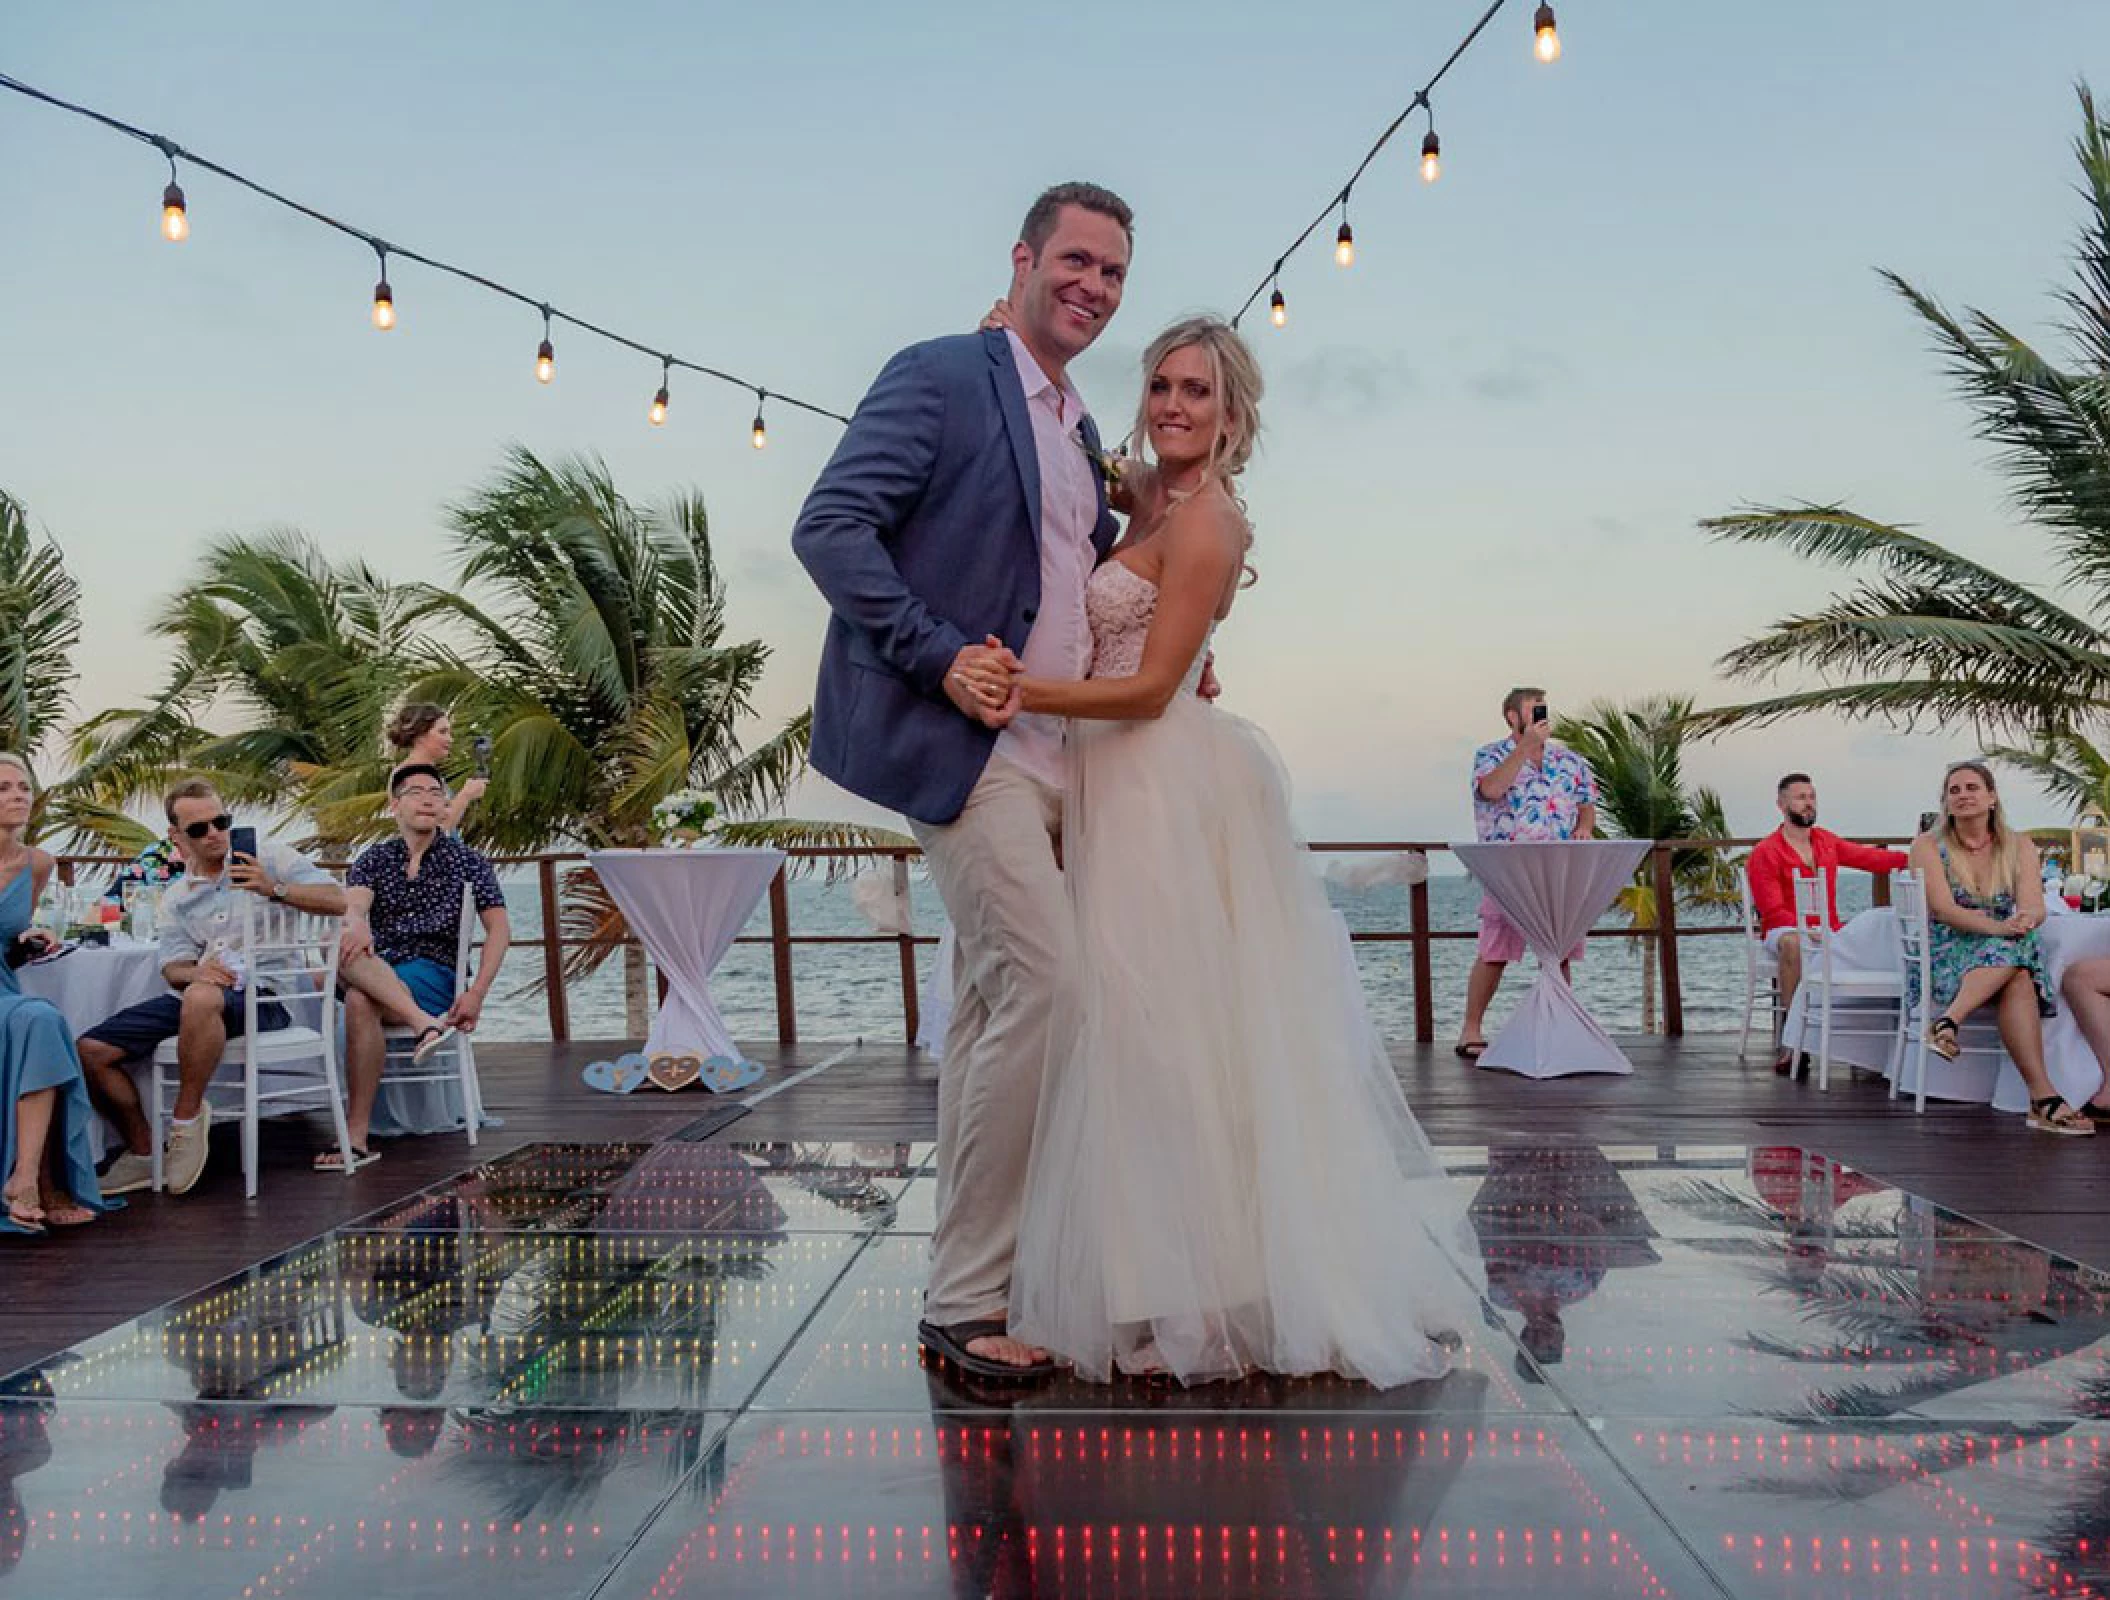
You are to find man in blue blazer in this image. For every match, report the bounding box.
[793,182,1131,1382]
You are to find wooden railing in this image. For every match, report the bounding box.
[54,836,1913,1044]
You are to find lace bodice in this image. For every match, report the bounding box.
[1086,560,1209,692]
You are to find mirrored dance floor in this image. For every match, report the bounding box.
[7,1138,2110,1597]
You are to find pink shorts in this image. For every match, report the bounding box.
[1477,895,1585,966]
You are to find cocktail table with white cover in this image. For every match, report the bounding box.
[587,848,784,1061]
[1452,839,1650,1077]
[1779,906,2110,1113]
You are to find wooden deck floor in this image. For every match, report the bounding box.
[6,1031,2105,1376]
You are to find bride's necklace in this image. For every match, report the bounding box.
[1955,831,1993,853]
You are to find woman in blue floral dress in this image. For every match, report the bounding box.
[1907,761,2084,1135]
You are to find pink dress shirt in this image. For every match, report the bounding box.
[994,330,1100,790]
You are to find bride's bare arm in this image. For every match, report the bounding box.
[1014,500,1241,722]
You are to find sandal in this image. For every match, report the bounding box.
[2,1185,46,1235]
[917,1318,1056,1383]
[2028,1096,2096,1137]
[313,1145,381,1173]
[411,1025,458,1065]
[1925,1017,1961,1061]
[1454,1039,1488,1060]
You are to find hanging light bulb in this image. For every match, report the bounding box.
[751,391,769,449]
[649,358,671,426]
[535,307,555,384]
[1334,219,1356,269]
[370,245,395,330]
[1269,285,1287,329]
[1420,129,1442,185]
[1533,3,1561,62]
[161,180,188,242]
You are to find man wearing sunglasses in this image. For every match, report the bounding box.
[76,777,344,1196]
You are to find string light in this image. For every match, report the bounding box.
[1229,0,1527,330]
[535,305,555,384]
[370,244,395,330]
[1534,2,1562,62]
[751,389,769,449]
[0,69,851,430]
[159,148,187,242]
[649,357,670,426]
[1269,283,1287,329]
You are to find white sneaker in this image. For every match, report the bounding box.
[164,1105,212,1195]
[100,1150,157,1196]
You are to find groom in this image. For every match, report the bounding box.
[793,182,1132,1380]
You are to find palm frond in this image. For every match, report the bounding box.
[0,491,83,760]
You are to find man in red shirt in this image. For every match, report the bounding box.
[1746,773,1911,1074]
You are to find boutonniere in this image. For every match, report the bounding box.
[1072,424,1125,490]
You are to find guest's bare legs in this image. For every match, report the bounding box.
[2060,957,2110,1109]
[76,1037,153,1157]
[338,955,446,1036]
[341,988,385,1151]
[1461,960,1506,1047]
[6,1088,55,1223]
[1991,969,2058,1102]
[173,981,231,1120]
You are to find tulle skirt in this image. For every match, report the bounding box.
[1011,697,1479,1385]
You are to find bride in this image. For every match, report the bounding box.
[978,315,1476,1385]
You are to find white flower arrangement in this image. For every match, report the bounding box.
[652,788,720,844]
[2064,873,2109,913]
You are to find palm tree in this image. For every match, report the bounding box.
[1554,695,1740,1031]
[66,532,439,845]
[414,446,903,1031]
[1693,86,2110,748]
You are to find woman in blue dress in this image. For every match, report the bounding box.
[0,754,108,1233]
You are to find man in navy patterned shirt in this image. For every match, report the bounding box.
[333,765,511,1167]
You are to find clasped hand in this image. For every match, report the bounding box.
[947,637,1021,729]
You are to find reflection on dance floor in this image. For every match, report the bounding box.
[7,1138,2110,1596]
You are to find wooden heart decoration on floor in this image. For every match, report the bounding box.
[646,1052,702,1091]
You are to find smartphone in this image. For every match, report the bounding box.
[1532,704,1550,724]
[228,824,258,864]
[472,735,493,779]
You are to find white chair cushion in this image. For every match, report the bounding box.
[151,1025,327,1064]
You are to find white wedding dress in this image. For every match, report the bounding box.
[1010,559,1478,1386]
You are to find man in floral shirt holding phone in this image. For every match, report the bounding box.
[1457,687,1599,1060]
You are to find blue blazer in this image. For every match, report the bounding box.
[793,328,1118,824]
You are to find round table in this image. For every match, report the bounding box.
[1451,839,1651,1078]
[18,939,167,1033]
[587,848,785,1060]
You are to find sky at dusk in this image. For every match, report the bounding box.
[6,1,2110,844]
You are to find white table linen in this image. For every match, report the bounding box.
[20,939,167,1034]
[1779,907,2110,1112]
[588,848,784,1060]
[1452,840,1651,1078]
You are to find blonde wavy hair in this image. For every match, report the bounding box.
[1936,759,2021,899]
[1129,315,1263,582]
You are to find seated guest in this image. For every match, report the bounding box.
[76,779,347,1195]
[1908,761,2085,1135]
[385,702,487,834]
[0,754,107,1234]
[332,765,510,1169]
[1746,772,1910,1073]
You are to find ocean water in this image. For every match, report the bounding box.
[473,861,1868,1046]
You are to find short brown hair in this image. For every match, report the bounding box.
[1020,182,1134,257]
[1777,772,1813,794]
[386,701,447,753]
[1501,686,1546,722]
[163,777,221,825]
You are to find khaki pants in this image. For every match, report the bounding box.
[909,756,1071,1328]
